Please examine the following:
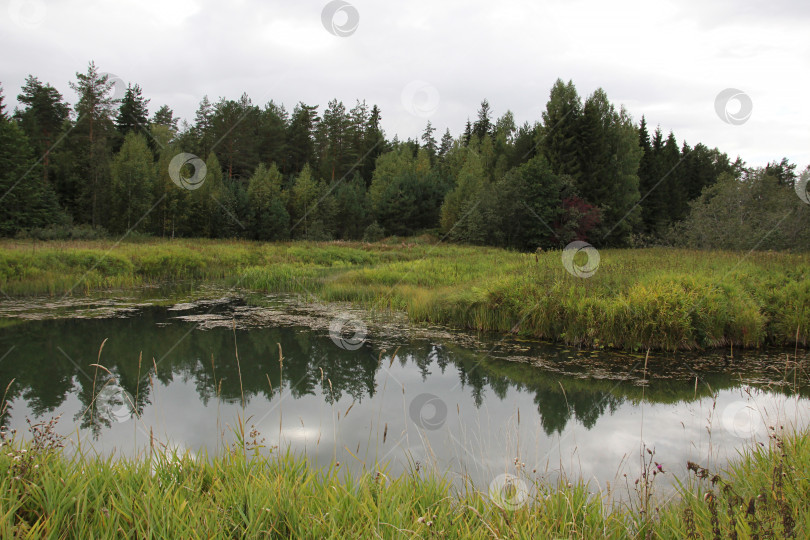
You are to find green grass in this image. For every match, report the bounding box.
[1,419,807,538]
[1,238,808,350]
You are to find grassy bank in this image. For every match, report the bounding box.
[0,238,808,350]
[0,420,807,538]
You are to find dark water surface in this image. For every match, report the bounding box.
[0,291,807,496]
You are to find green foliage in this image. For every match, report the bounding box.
[540,78,582,179]
[109,132,154,233]
[151,138,192,238]
[0,120,65,235]
[672,170,810,251]
[362,221,385,242]
[482,155,567,249]
[115,84,150,140]
[1,240,808,349]
[189,152,239,238]
[334,173,370,239]
[290,164,335,240]
[14,75,70,184]
[369,147,446,235]
[67,61,118,228]
[440,149,487,235]
[247,163,289,241]
[0,68,792,259]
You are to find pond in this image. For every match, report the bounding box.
[0,290,807,497]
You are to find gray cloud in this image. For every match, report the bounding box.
[1,0,808,167]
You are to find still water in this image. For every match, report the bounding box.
[0,291,807,495]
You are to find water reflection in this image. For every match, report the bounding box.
[0,296,806,491]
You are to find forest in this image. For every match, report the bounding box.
[1,61,808,251]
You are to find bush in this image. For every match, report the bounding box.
[16,224,108,241]
[363,222,385,243]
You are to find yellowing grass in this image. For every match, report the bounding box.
[0,239,807,350]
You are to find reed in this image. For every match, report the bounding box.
[1,417,807,537]
[1,239,808,350]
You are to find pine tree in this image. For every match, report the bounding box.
[317,99,351,182]
[286,103,319,174]
[764,157,797,187]
[68,61,117,228]
[210,95,260,180]
[193,96,214,159]
[421,121,437,159]
[258,101,288,172]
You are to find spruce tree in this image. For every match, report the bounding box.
[15,75,70,184]
[152,105,178,131]
[540,79,582,179]
[462,119,472,146]
[472,99,492,140]
[438,128,454,160]
[115,84,150,139]
[0,119,64,235]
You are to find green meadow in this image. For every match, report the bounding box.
[0,238,808,351]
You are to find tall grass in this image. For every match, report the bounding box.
[1,417,807,538]
[1,239,808,350]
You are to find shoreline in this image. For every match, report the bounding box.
[1,238,808,352]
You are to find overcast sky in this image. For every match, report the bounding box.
[2,0,808,167]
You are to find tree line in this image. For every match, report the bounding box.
[1,61,807,250]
